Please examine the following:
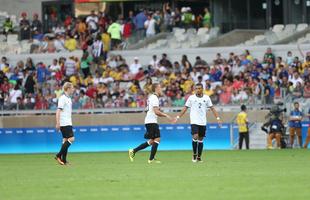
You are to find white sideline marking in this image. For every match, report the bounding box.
[122,128,130,131]
[5,130,12,134]
[133,127,141,131]
[101,128,108,131]
[166,126,173,130]
[176,126,185,130]
[26,130,34,133]
[112,128,119,131]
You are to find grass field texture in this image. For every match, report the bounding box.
[0,150,309,200]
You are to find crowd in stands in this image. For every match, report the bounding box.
[2,4,212,52]
[0,46,309,111]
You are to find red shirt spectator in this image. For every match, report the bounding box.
[123,22,132,39]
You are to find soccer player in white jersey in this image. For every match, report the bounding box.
[174,83,222,162]
[129,83,173,163]
[55,82,75,165]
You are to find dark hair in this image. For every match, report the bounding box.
[195,83,203,88]
[241,104,247,111]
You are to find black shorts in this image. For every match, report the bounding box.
[60,126,74,138]
[191,124,206,137]
[144,123,160,139]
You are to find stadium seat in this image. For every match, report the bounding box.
[197,27,209,35]
[296,23,308,32]
[272,24,284,33]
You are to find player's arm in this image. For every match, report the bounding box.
[153,106,172,120]
[55,108,62,131]
[210,106,222,126]
[176,106,188,119]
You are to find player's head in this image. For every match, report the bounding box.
[241,104,247,111]
[294,102,299,109]
[195,83,203,96]
[152,83,162,96]
[63,82,74,95]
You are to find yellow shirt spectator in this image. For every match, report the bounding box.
[65,38,77,52]
[101,33,111,52]
[236,111,248,133]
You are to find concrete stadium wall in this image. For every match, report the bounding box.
[0,110,269,128]
[0,0,49,19]
[3,44,310,67]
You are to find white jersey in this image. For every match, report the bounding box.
[144,94,159,124]
[185,94,213,126]
[57,94,72,126]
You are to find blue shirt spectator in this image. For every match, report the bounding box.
[135,11,147,29]
[289,109,303,128]
[36,63,50,84]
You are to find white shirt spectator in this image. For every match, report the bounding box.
[144,18,156,37]
[9,89,22,104]
[57,94,72,126]
[65,58,76,76]
[86,15,98,30]
[49,64,61,76]
[145,94,159,124]
[185,94,213,126]
[289,75,304,87]
[54,39,66,52]
[129,59,142,75]
[203,74,210,81]
[149,58,159,70]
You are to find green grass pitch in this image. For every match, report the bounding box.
[0,150,309,200]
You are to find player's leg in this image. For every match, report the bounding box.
[239,132,244,150]
[149,137,160,163]
[296,128,303,148]
[303,128,310,148]
[196,126,206,162]
[245,132,250,150]
[62,136,74,164]
[129,124,153,162]
[55,137,67,165]
[289,128,295,147]
[275,133,281,149]
[191,125,199,161]
[267,133,274,149]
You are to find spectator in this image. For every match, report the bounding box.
[64,34,77,52]
[134,9,147,39]
[8,84,22,110]
[181,7,195,29]
[49,59,61,77]
[289,72,304,88]
[31,13,42,38]
[80,52,93,78]
[36,62,50,89]
[19,12,31,40]
[24,71,36,94]
[64,56,77,77]
[129,57,142,76]
[92,35,104,63]
[2,16,13,41]
[47,14,58,33]
[144,14,156,38]
[194,56,207,68]
[86,10,98,33]
[303,81,310,98]
[202,7,211,29]
[107,19,122,50]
